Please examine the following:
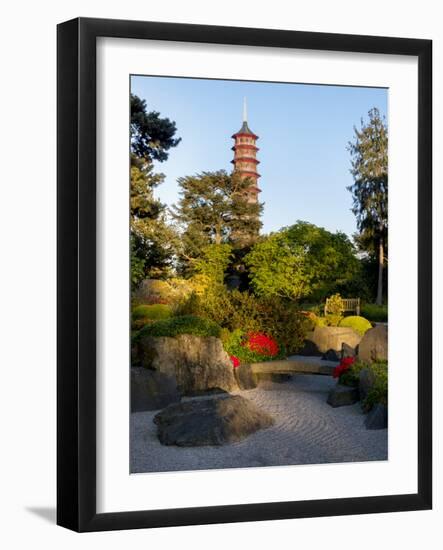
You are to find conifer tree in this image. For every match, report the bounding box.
[130,94,180,279]
[172,170,263,263]
[348,108,388,305]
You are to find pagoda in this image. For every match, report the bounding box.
[231,98,261,203]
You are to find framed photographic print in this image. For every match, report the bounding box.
[57,17,432,532]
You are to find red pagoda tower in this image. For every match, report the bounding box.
[231,99,261,203]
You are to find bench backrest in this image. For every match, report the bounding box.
[324,297,360,316]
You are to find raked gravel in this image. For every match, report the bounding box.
[130,374,387,474]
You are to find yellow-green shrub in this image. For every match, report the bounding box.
[339,315,372,335]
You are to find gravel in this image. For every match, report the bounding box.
[130,374,387,473]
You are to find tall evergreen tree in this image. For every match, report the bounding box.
[130,94,180,279]
[130,94,181,161]
[172,170,263,263]
[347,108,388,305]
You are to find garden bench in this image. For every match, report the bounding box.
[324,297,360,316]
[250,356,337,377]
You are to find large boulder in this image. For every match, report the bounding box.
[327,384,359,407]
[137,335,238,395]
[364,403,388,430]
[131,367,180,412]
[307,327,362,355]
[358,325,388,363]
[154,395,274,446]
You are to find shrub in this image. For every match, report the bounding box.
[222,329,284,365]
[325,293,345,317]
[324,314,343,327]
[337,359,388,411]
[335,358,365,387]
[361,303,388,323]
[174,288,307,355]
[132,304,172,321]
[138,315,222,338]
[363,361,388,411]
[339,315,372,335]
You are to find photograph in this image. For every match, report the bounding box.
[129,75,389,474]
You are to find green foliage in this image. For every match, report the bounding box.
[222,329,285,364]
[131,237,146,291]
[339,360,388,411]
[172,170,263,262]
[193,244,233,284]
[138,315,222,338]
[339,360,366,388]
[245,221,361,302]
[363,361,388,410]
[361,303,388,322]
[325,293,345,316]
[348,108,388,248]
[132,304,172,321]
[348,107,388,304]
[245,232,308,301]
[131,94,181,162]
[339,315,372,335]
[130,94,181,279]
[324,314,343,327]
[176,288,307,355]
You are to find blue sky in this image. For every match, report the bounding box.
[131,75,387,238]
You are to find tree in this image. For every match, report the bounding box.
[130,94,181,162]
[130,95,181,278]
[245,221,361,302]
[172,170,263,262]
[245,232,309,301]
[348,107,388,305]
[193,243,233,285]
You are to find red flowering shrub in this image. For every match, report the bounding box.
[333,356,355,379]
[245,332,279,357]
[230,355,240,368]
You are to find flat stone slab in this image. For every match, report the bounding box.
[154,395,274,446]
[327,384,359,407]
[251,356,338,377]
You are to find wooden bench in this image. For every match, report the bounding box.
[324,297,360,316]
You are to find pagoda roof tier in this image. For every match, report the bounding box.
[238,170,261,179]
[247,185,261,193]
[231,120,259,139]
[231,143,259,152]
[231,157,260,165]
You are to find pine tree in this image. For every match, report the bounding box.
[172,170,263,264]
[348,108,388,305]
[130,95,180,278]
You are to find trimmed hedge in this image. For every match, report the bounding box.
[339,315,372,335]
[132,304,172,321]
[138,315,222,338]
[361,303,388,323]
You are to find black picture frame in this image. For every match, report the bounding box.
[57,17,432,532]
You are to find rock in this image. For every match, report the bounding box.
[341,342,357,359]
[365,403,388,429]
[307,327,362,355]
[154,395,274,446]
[138,335,238,395]
[327,384,359,407]
[359,367,376,403]
[234,364,258,390]
[297,335,322,357]
[358,325,388,363]
[322,348,340,362]
[131,367,180,412]
[256,373,292,383]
